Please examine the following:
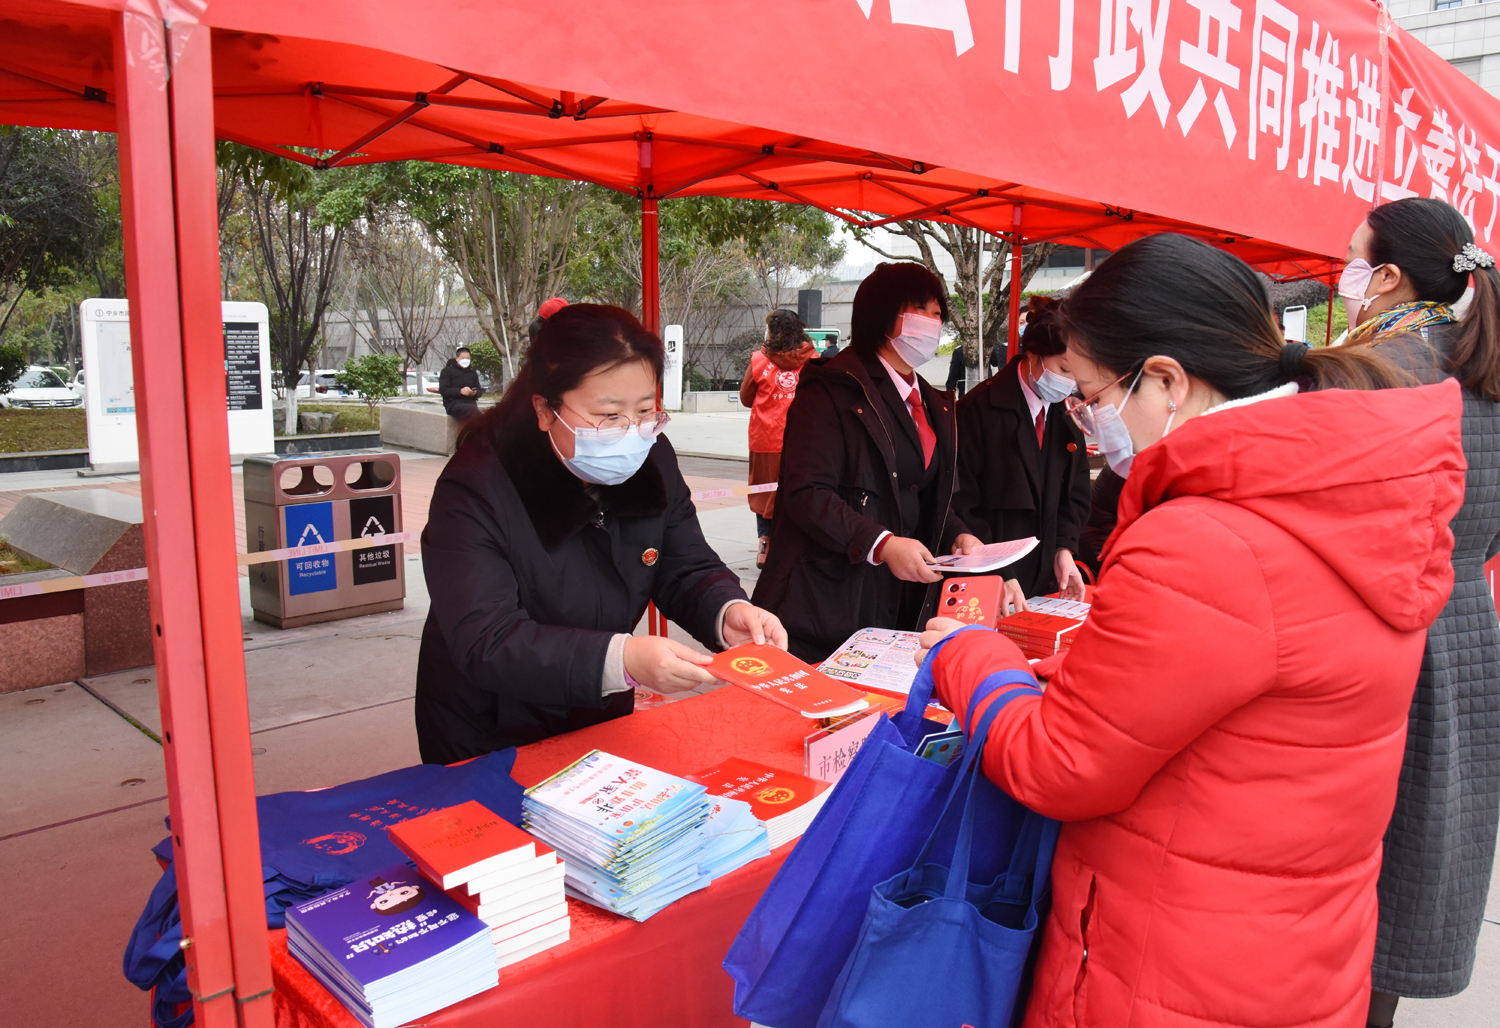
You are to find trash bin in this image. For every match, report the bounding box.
[243,451,406,628]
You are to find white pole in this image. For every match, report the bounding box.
[976,228,985,380]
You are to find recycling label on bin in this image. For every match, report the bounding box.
[284,502,337,595]
[350,495,398,586]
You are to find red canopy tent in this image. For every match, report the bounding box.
[3,2,1499,1027]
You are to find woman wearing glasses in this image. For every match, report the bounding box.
[917,234,1466,1027]
[415,304,785,762]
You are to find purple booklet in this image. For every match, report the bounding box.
[286,862,492,995]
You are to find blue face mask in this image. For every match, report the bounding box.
[1028,359,1076,405]
[550,424,657,486]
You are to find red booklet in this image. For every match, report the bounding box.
[939,575,1006,628]
[388,800,538,890]
[997,610,1085,660]
[709,644,869,718]
[685,757,830,848]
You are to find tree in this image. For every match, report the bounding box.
[851,220,1055,370]
[222,143,376,432]
[0,340,26,396]
[335,353,404,423]
[344,214,454,389]
[397,165,613,385]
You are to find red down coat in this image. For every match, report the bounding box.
[933,381,1466,1028]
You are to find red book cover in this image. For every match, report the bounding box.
[938,575,1005,628]
[684,757,827,821]
[708,644,869,718]
[388,800,537,889]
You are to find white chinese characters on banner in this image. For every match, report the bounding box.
[849,0,1500,246]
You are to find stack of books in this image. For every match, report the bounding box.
[389,801,569,970]
[700,796,771,879]
[523,750,715,921]
[285,862,497,1028]
[996,597,1091,660]
[687,757,829,850]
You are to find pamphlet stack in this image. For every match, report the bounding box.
[996,597,1091,660]
[388,801,569,969]
[286,862,497,1028]
[523,750,715,921]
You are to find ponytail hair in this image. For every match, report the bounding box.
[461,303,663,452]
[1018,294,1065,358]
[1058,234,1412,396]
[1366,196,1500,401]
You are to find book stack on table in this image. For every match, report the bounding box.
[285,862,497,1028]
[389,801,569,970]
[523,750,715,922]
[687,757,829,850]
[996,596,1091,660]
[699,795,771,880]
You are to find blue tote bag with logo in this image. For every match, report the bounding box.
[725,628,1038,1028]
[816,684,1060,1028]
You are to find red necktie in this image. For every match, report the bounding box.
[907,386,936,468]
[1035,407,1046,448]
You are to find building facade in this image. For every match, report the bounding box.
[1392,0,1500,98]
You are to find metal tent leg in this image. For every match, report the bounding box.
[115,11,273,1026]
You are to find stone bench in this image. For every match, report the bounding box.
[379,402,467,455]
[679,391,745,413]
[0,489,151,689]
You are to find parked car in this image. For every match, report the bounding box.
[404,371,440,396]
[1,366,83,409]
[293,369,348,398]
[71,368,86,398]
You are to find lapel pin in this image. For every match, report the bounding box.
[642,548,659,566]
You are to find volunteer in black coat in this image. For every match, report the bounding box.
[952,295,1092,599]
[438,347,482,419]
[753,262,980,664]
[416,304,787,762]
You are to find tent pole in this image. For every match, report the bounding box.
[1007,205,1024,362]
[641,195,660,334]
[115,12,273,1027]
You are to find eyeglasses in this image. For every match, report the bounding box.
[1064,366,1143,436]
[556,402,671,442]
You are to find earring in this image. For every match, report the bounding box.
[1167,400,1178,413]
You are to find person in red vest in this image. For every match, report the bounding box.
[919,234,1466,1028]
[739,309,817,567]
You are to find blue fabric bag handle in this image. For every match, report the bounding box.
[893,625,997,749]
[816,670,1061,1028]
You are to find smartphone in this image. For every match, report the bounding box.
[939,575,1004,628]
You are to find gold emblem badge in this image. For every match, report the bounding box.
[756,786,795,805]
[730,656,773,677]
[1067,442,1078,452]
[641,548,659,566]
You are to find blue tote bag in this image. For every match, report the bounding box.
[725,628,1037,1028]
[817,685,1060,1028]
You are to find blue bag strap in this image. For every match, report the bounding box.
[898,625,995,749]
[902,670,1041,881]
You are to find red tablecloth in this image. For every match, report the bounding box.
[271,686,816,1028]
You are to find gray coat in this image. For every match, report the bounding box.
[1373,323,1500,997]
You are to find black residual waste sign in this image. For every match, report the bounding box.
[350,495,398,585]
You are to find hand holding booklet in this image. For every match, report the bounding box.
[926,536,1038,573]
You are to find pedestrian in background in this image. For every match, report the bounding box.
[753,262,980,663]
[945,344,967,397]
[952,295,1091,600]
[1338,196,1500,1028]
[921,232,1463,1028]
[739,309,817,568]
[438,346,482,420]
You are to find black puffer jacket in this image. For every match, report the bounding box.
[438,357,482,414]
[752,347,966,662]
[415,425,745,762]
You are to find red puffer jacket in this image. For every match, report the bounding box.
[933,381,1466,1028]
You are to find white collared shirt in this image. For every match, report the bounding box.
[1016,355,1047,429]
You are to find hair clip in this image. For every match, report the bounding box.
[1452,242,1495,273]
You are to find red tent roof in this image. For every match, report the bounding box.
[4,0,1500,281]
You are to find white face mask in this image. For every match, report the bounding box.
[550,425,656,486]
[457,358,471,368]
[1092,366,1179,478]
[1028,358,1076,405]
[888,312,943,368]
[1338,258,1386,324]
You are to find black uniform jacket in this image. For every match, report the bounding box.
[752,347,967,663]
[438,358,482,414]
[951,356,1092,596]
[415,424,746,763]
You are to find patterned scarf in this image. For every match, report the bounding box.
[1347,300,1456,343]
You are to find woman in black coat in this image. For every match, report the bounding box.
[752,262,979,663]
[951,295,1092,599]
[416,304,787,763]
